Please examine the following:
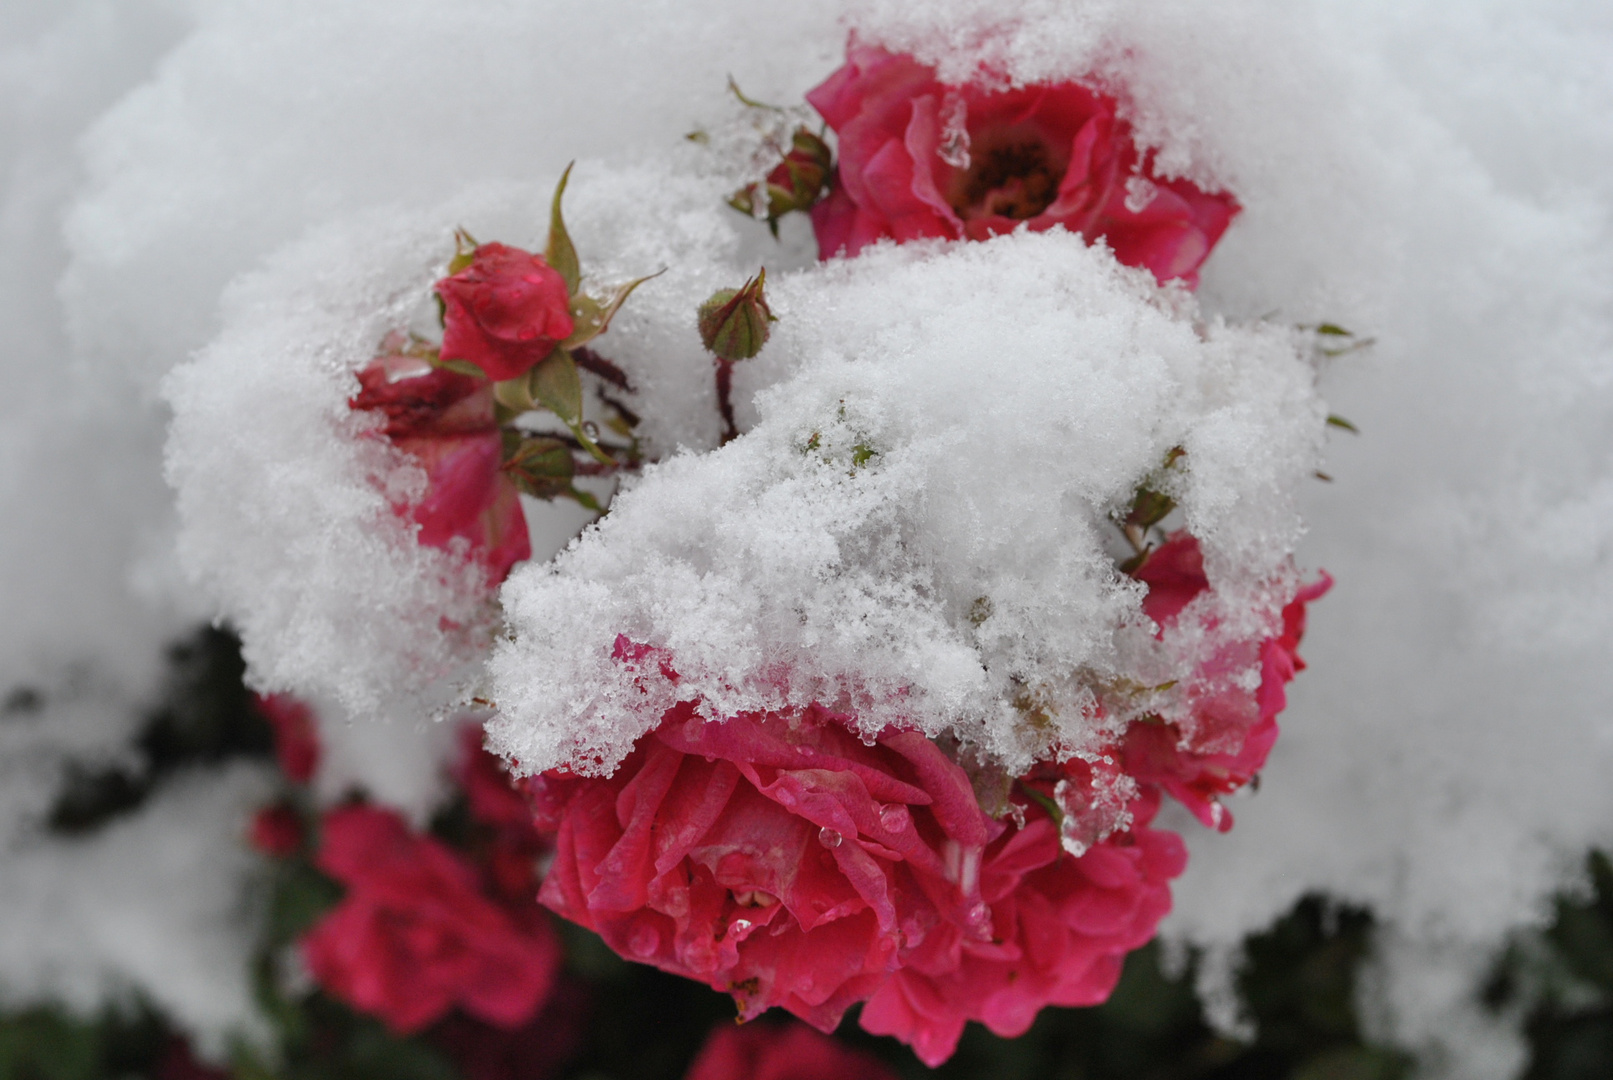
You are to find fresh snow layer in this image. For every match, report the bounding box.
[486,233,1323,777]
[0,0,1608,1074]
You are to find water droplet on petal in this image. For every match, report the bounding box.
[817,827,842,849]
[731,918,753,935]
[879,804,909,832]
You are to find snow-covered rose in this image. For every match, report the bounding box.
[529,689,995,1035]
[350,354,530,585]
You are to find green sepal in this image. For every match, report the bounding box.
[437,358,486,379]
[562,270,664,350]
[530,348,582,424]
[546,162,581,296]
[447,227,479,275]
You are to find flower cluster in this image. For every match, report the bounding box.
[247,698,564,1041]
[212,31,1326,1075]
[528,536,1322,1065]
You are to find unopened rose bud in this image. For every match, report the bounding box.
[730,127,834,232]
[698,269,775,361]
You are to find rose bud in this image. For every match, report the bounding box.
[437,243,575,382]
[698,269,775,361]
[730,128,834,234]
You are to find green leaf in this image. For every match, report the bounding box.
[506,436,573,479]
[529,348,582,424]
[1326,413,1360,433]
[546,161,580,295]
[1315,322,1352,336]
[492,373,536,414]
[529,349,612,465]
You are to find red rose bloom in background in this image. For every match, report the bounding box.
[351,352,530,585]
[859,782,1185,1066]
[683,1021,898,1080]
[437,243,575,382]
[301,805,560,1034]
[807,42,1239,286]
[249,803,304,858]
[255,692,320,783]
[531,683,994,1035]
[1123,532,1332,831]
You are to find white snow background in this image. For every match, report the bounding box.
[2,0,1611,1075]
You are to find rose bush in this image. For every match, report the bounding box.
[683,1021,898,1080]
[807,42,1238,286]
[301,805,560,1033]
[1123,533,1332,830]
[350,352,530,585]
[437,243,574,382]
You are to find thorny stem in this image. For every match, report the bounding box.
[715,358,738,445]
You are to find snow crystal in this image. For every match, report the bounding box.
[486,232,1324,776]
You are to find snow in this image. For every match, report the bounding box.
[0,1,1609,1074]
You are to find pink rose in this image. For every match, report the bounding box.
[454,726,553,906]
[249,803,304,858]
[351,353,531,585]
[255,692,320,783]
[858,778,1186,1066]
[1123,532,1331,830]
[683,1021,898,1080]
[301,805,560,1033]
[530,689,995,1035]
[437,243,575,382]
[807,43,1239,286]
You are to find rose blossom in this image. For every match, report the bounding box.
[301,804,560,1033]
[249,803,304,858]
[529,676,995,1035]
[255,692,320,783]
[858,777,1185,1066]
[351,352,530,585]
[437,243,575,382]
[683,1021,898,1080]
[1122,532,1332,830]
[807,42,1238,286]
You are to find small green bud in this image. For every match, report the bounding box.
[698,269,775,361]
